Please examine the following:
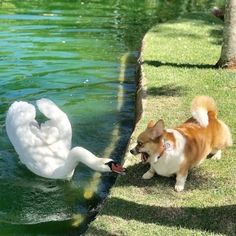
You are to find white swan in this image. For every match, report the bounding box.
[6,98,125,179]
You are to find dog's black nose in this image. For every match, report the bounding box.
[130,149,135,155]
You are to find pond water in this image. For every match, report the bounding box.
[0,0,222,235]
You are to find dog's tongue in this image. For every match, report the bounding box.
[111,163,126,175]
[141,153,149,163]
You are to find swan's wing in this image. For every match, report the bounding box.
[29,122,60,145]
[6,101,37,128]
[6,101,40,159]
[6,99,72,150]
[36,98,72,149]
[6,100,72,177]
[6,101,37,142]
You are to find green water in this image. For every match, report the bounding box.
[0,0,223,235]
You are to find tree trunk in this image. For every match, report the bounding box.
[216,0,236,69]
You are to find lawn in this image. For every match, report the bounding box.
[86,13,236,236]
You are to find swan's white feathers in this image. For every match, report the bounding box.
[6,98,117,179]
[6,99,72,178]
[36,98,66,120]
[36,98,72,149]
[7,101,36,126]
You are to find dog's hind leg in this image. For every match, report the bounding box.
[175,174,188,192]
[175,163,189,192]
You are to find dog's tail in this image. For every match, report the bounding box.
[191,96,217,127]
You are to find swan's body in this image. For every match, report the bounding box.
[6,99,124,179]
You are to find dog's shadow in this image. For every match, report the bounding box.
[116,161,215,192]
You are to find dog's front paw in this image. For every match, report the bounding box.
[174,184,184,192]
[142,171,154,180]
[211,150,222,160]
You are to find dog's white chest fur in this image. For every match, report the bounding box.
[151,153,184,177]
[150,129,186,177]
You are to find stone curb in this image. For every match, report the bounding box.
[122,35,147,167]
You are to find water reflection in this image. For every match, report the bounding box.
[0,0,223,234]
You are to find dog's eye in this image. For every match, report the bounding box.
[137,141,143,147]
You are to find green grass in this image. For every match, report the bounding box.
[86,14,236,236]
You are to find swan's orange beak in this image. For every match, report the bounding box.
[111,163,126,175]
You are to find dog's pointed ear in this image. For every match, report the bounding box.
[150,119,164,139]
[147,120,156,128]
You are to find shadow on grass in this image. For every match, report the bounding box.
[87,225,125,236]
[147,84,187,97]
[143,60,214,69]
[116,162,217,192]
[101,197,236,235]
[210,28,223,45]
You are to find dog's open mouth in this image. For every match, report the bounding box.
[141,152,149,163]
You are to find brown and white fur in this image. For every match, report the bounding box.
[130,96,232,192]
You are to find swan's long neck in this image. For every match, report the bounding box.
[68,147,112,173]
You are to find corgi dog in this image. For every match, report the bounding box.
[130,96,232,192]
